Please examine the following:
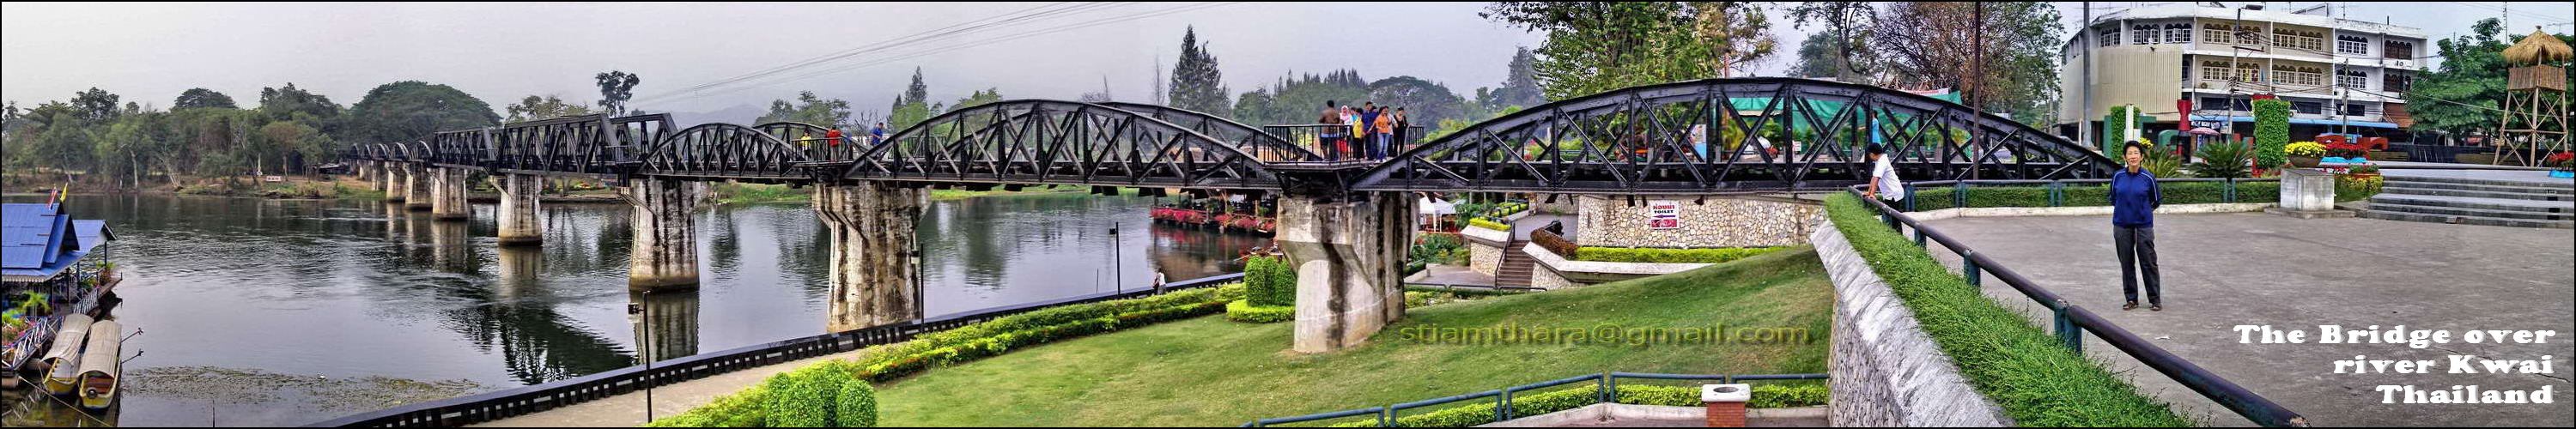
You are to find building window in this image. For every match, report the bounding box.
[2383,40,2415,59]
[2273,64,2324,87]
[2336,69,2370,89]
[2336,35,2370,56]
[2203,23,2235,44]
[2385,73,2413,93]
[2272,28,2324,51]
[2166,23,2194,44]
[2293,101,2324,114]
[2133,24,2160,45]
[2341,104,2366,117]
[2099,27,2121,46]
[2199,97,2235,112]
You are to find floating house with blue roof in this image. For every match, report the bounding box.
[2,199,118,386]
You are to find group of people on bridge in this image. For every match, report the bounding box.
[1315,100,1413,161]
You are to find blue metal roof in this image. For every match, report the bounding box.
[2,203,64,269]
[2,202,110,282]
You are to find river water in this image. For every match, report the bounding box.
[1,191,1267,426]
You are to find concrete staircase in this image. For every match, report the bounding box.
[1497,240,1537,287]
[2357,174,2573,229]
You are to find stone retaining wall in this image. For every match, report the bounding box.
[1809,223,2013,427]
[1578,196,1820,249]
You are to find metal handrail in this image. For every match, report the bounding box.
[1842,183,2307,427]
[1243,372,1827,427]
[307,273,1243,427]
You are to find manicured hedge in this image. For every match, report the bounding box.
[646,360,876,427]
[652,284,1247,427]
[1569,246,1787,263]
[1467,217,1511,232]
[1226,299,1294,323]
[1244,256,1297,307]
[1325,384,1828,427]
[1823,194,2187,426]
[1905,181,2280,212]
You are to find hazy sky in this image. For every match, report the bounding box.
[5,2,2570,121]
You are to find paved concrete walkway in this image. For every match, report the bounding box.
[1407,263,1497,287]
[1916,213,2572,426]
[473,350,871,427]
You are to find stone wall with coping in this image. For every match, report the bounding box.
[1577,196,1821,249]
[1809,222,2013,427]
[1461,225,1512,276]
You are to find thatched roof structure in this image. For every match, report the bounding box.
[2504,29,2572,65]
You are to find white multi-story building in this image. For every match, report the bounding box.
[2056,3,2427,142]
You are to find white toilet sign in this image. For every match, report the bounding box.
[1648,200,1681,229]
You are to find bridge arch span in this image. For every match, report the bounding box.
[843,99,1285,190]
[1353,77,2117,194]
[639,123,813,181]
[1097,101,1322,162]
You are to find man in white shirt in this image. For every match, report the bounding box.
[1863,143,1904,202]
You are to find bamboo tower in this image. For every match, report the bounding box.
[2496,29,2570,166]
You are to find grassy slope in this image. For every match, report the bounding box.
[876,247,1832,426]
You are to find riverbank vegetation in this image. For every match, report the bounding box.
[711,183,809,205]
[1822,193,2188,426]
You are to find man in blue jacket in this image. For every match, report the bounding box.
[2111,141,2165,311]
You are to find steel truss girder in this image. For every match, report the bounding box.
[841,100,1283,190]
[1350,77,2117,194]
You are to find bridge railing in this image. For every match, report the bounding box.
[1841,182,2306,427]
[304,273,1244,427]
[1264,124,1427,162]
[1242,372,1826,427]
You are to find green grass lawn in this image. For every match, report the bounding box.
[875,247,1833,426]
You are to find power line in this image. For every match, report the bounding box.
[635,2,1126,105]
[652,2,1241,106]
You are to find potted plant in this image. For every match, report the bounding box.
[2323,140,2370,164]
[2283,142,2326,168]
[2549,152,2575,178]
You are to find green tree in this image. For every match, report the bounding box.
[343,81,500,144]
[173,88,238,110]
[255,120,331,173]
[1688,2,1777,77]
[1167,27,1231,118]
[1230,69,1369,126]
[71,88,121,123]
[1782,2,1879,82]
[1484,3,1721,100]
[759,91,854,128]
[506,94,595,123]
[1873,2,2062,123]
[2400,19,2571,136]
[1368,76,1469,127]
[951,88,1004,111]
[1492,46,1547,106]
[596,70,641,116]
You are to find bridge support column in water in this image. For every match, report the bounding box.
[497,173,544,245]
[429,166,472,221]
[814,182,926,331]
[381,162,406,203]
[1277,192,1414,353]
[622,177,702,289]
[404,164,433,210]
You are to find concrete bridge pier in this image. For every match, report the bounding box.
[814,182,927,331]
[403,164,433,211]
[622,177,702,289]
[1277,191,1414,353]
[381,162,406,203]
[496,173,544,245]
[428,167,471,221]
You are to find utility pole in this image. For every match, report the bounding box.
[2081,2,2093,150]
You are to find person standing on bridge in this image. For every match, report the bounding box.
[871,122,888,145]
[2111,141,2165,311]
[1371,106,1396,160]
[1320,100,1345,160]
[1392,107,1411,155]
[1345,106,1364,159]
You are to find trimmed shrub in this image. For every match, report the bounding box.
[2252,99,2291,168]
[835,380,878,427]
[1243,256,1296,307]
[1225,299,1294,323]
[1823,194,2187,426]
[763,360,856,427]
[1568,246,1787,263]
[1467,217,1511,232]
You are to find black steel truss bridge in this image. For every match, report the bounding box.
[343,78,2117,196]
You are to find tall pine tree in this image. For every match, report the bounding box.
[1167,27,1231,118]
[1492,46,1546,107]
